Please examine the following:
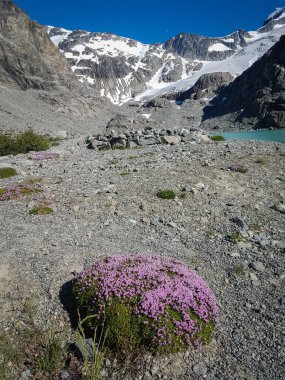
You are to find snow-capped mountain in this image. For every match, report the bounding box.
[47,8,285,104]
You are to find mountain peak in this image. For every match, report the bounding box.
[263,7,285,26]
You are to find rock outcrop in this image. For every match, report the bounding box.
[177,72,234,101]
[202,35,285,130]
[0,0,75,90]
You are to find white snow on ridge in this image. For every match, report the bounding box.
[135,24,285,102]
[265,7,285,23]
[208,43,233,52]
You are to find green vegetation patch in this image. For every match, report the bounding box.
[29,206,53,215]
[0,167,17,179]
[227,232,245,244]
[0,130,50,156]
[156,189,176,200]
[210,135,225,141]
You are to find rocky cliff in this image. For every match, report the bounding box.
[0,0,77,90]
[0,0,117,133]
[202,35,285,130]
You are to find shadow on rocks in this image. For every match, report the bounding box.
[59,279,78,329]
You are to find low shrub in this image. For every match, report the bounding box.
[0,167,17,179]
[29,206,53,215]
[0,130,50,156]
[73,255,218,354]
[210,135,225,142]
[156,190,176,200]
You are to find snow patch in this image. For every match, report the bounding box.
[208,43,232,52]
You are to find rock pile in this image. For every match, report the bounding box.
[86,127,211,150]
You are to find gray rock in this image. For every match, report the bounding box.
[193,361,208,377]
[48,130,67,139]
[230,217,248,231]
[20,370,31,380]
[60,370,70,380]
[75,338,94,360]
[161,135,181,145]
[250,261,265,272]
[272,202,285,214]
[279,296,285,306]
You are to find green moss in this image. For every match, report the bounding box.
[234,266,245,276]
[20,187,42,196]
[210,135,225,141]
[0,167,17,179]
[227,232,244,244]
[29,206,53,215]
[156,189,176,200]
[104,298,140,351]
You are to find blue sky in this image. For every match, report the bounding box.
[14,0,283,43]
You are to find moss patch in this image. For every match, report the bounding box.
[0,167,17,179]
[156,190,176,200]
[210,135,225,141]
[29,206,53,215]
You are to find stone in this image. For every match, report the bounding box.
[193,361,208,377]
[20,370,31,380]
[229,252,240,258]
[150,364,159,375]
[250,261,265,272]
[230,217,248,230]
[195,182,205,190]
[75,338,94,360]
[272,202,285,214]
[250,272,261,286]
[48,130,67,140]
[279,296,285,306]
[140,137,160,146]
[161,135,181,145]
[60,370,70,380]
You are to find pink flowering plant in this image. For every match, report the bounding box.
[74,255,218,354]
[0,184,41,201]
[29,152,59,161]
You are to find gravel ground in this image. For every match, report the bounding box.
[0,137,284,379]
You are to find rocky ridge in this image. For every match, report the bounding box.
[47,8,285,104]
[202,35,285,130]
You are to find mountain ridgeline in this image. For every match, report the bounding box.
[0,0,284,131]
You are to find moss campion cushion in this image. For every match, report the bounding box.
[74,255,218,353]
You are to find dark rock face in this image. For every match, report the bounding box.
[163,30,250,60]
[202,36,285,129]
[178,72,234,101]
[0,0,75,90]
[145,98,172,108]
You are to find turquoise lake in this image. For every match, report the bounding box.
[212,129,285,143]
